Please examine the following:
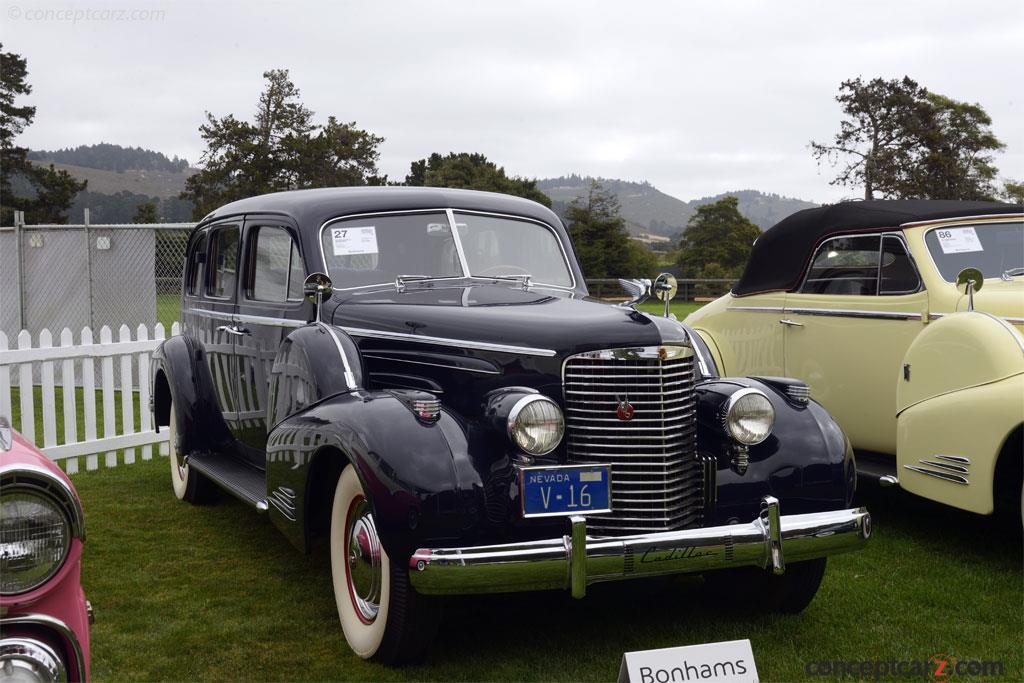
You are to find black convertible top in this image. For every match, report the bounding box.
[733,199,1023,296]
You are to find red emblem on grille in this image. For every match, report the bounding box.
[616,398,635,421]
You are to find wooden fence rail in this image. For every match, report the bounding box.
[0,322,179,473]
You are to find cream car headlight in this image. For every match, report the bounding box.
[723,388,775,445]
[507,395,564,456]
[0,488,72,595]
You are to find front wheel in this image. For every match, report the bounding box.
[330,465,440,663]
[703,558,827,614]
[168,404,217,504]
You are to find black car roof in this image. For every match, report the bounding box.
[199,186,563,231]
[733,199,1023,297]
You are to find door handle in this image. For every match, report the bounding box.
[779,319,804,327]
[217,325,251,336]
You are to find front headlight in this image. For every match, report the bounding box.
[508,395,564,456]
[0,488,72,595]
[723,388,775,445]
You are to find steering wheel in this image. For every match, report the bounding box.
[477,264,531,277]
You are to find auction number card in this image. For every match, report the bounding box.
[935,227,983,254]
[332,226,378,256]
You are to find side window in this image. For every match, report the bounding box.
[247,226,306,303]
[801,235,881,296]
[288,242,305,300]
[879,236,920,295]
[185,232,208,296]
[208,225,240,299]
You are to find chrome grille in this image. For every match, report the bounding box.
[563,345,703,534]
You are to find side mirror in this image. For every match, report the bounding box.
[304,272,333,323]
[955,267,983,312]
[653,273,678,319]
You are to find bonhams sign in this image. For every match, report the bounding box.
[618,639,758,683]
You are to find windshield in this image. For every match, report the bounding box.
[320,211,573,289]
[924,220,1024,281]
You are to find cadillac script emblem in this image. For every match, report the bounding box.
[616,396,635,421]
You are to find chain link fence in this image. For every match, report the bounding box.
[1,210,194,338]
[586,278,736,301]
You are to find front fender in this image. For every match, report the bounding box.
[697,378,854,525]
[266,391,479,560]
[895,312,1024,514]
[151,334,233,454]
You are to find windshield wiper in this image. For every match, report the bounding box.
[395,274,450,291]
[1001,267,1024,281]
[480,273,533,289]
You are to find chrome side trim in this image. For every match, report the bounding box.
[918,459,969,474]
[728,305,923,321]
[232,312,305,328]
[978,312,1024,354]
[903,465,969,485]
[727,306,785,313]
[929,312,1024,325]
[268,486,297,522]
[0,613,86,681]
[935,454,971,464]
[409,499,870,596]
[339,325,558,357]
[0,463,85,541]
[361,353,501,375]
[317,323,358,389]
[786,307,923,320]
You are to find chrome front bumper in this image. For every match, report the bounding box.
[409,496,870,598]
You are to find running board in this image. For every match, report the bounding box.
[187,452,268,511]
[855,451,899,487]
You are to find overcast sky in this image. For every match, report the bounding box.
[4,0,1023,203]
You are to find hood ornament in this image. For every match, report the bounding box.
[616,278,652,309]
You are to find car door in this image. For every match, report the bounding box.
[783,233,927,454]
[202,222,243,439]
[233,219,309,461]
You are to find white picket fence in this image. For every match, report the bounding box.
[0,323,179,474]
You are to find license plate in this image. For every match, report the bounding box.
[519,465,612,518]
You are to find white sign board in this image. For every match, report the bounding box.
[332,226,379,256]
[619,639,758,683]
[935,227,983,254]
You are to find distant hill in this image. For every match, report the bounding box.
[24,144,197,223]
[537,175,817,239]
[28,143,189,173]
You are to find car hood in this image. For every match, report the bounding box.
[955,280,1024,321]
[329,283,675,357]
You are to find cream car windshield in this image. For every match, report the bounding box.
[320,211,572,288]
[925,221,1023,281]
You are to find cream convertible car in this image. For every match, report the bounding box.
[687,200,1023,521]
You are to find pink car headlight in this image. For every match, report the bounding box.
[0,488,71,595]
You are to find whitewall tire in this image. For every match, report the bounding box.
[330,464,439,663]
[168,404,215,504]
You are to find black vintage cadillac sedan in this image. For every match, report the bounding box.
[151,187,870,663]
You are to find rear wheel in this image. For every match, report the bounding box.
[330,465,439,663]
[168,404,217,503]
[704,558,827,614]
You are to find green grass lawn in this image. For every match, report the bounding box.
[72,458,1022,682]
[636,300,705,319]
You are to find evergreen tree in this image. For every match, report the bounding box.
[676,196,760,278]
[404,152,551,207]
[1,44,86,223]
[181,69,384,218]
[565,180,652,278]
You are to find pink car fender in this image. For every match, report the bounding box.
[1,422,91,681]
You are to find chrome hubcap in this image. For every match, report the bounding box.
[346,498,382,623]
